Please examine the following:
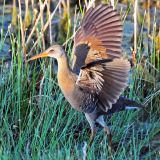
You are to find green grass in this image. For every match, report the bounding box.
[0,1,160,160]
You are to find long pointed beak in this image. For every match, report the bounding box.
[27,52,49,62]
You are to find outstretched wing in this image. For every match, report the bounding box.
[73,4,130,112]
[76,58,130,111]
[72,4,123,74]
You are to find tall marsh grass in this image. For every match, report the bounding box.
[0,0,160,159]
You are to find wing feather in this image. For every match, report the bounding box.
[72,4,123,73]
[72,4,129,112]
[76,58,130,111]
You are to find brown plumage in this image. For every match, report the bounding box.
[28,4,143,149]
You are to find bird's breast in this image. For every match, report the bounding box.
[58,74,97,113]
[56,58,97,113]
[58,74,96,112]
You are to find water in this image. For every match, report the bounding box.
[0,14,11,59]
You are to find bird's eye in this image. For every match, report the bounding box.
[50,49,55,52]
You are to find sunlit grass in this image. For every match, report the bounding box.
[0,0,160,159]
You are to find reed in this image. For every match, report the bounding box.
[0,0,159,159]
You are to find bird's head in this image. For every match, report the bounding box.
[28,45,65,61]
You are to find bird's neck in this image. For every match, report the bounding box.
[57,55,71,75]
[57,55,77,97]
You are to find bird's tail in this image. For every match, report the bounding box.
[107,97,145,114]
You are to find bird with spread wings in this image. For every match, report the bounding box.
[28,4,143,149]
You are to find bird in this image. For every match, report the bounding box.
[28,4,144,149]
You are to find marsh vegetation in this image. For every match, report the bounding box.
[0,0,160,159]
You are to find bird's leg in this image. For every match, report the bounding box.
[104,126,112,152]
[81,113,96,160]
[96,116,113,152]
[85,113,96,147]
[89,127,96,146]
